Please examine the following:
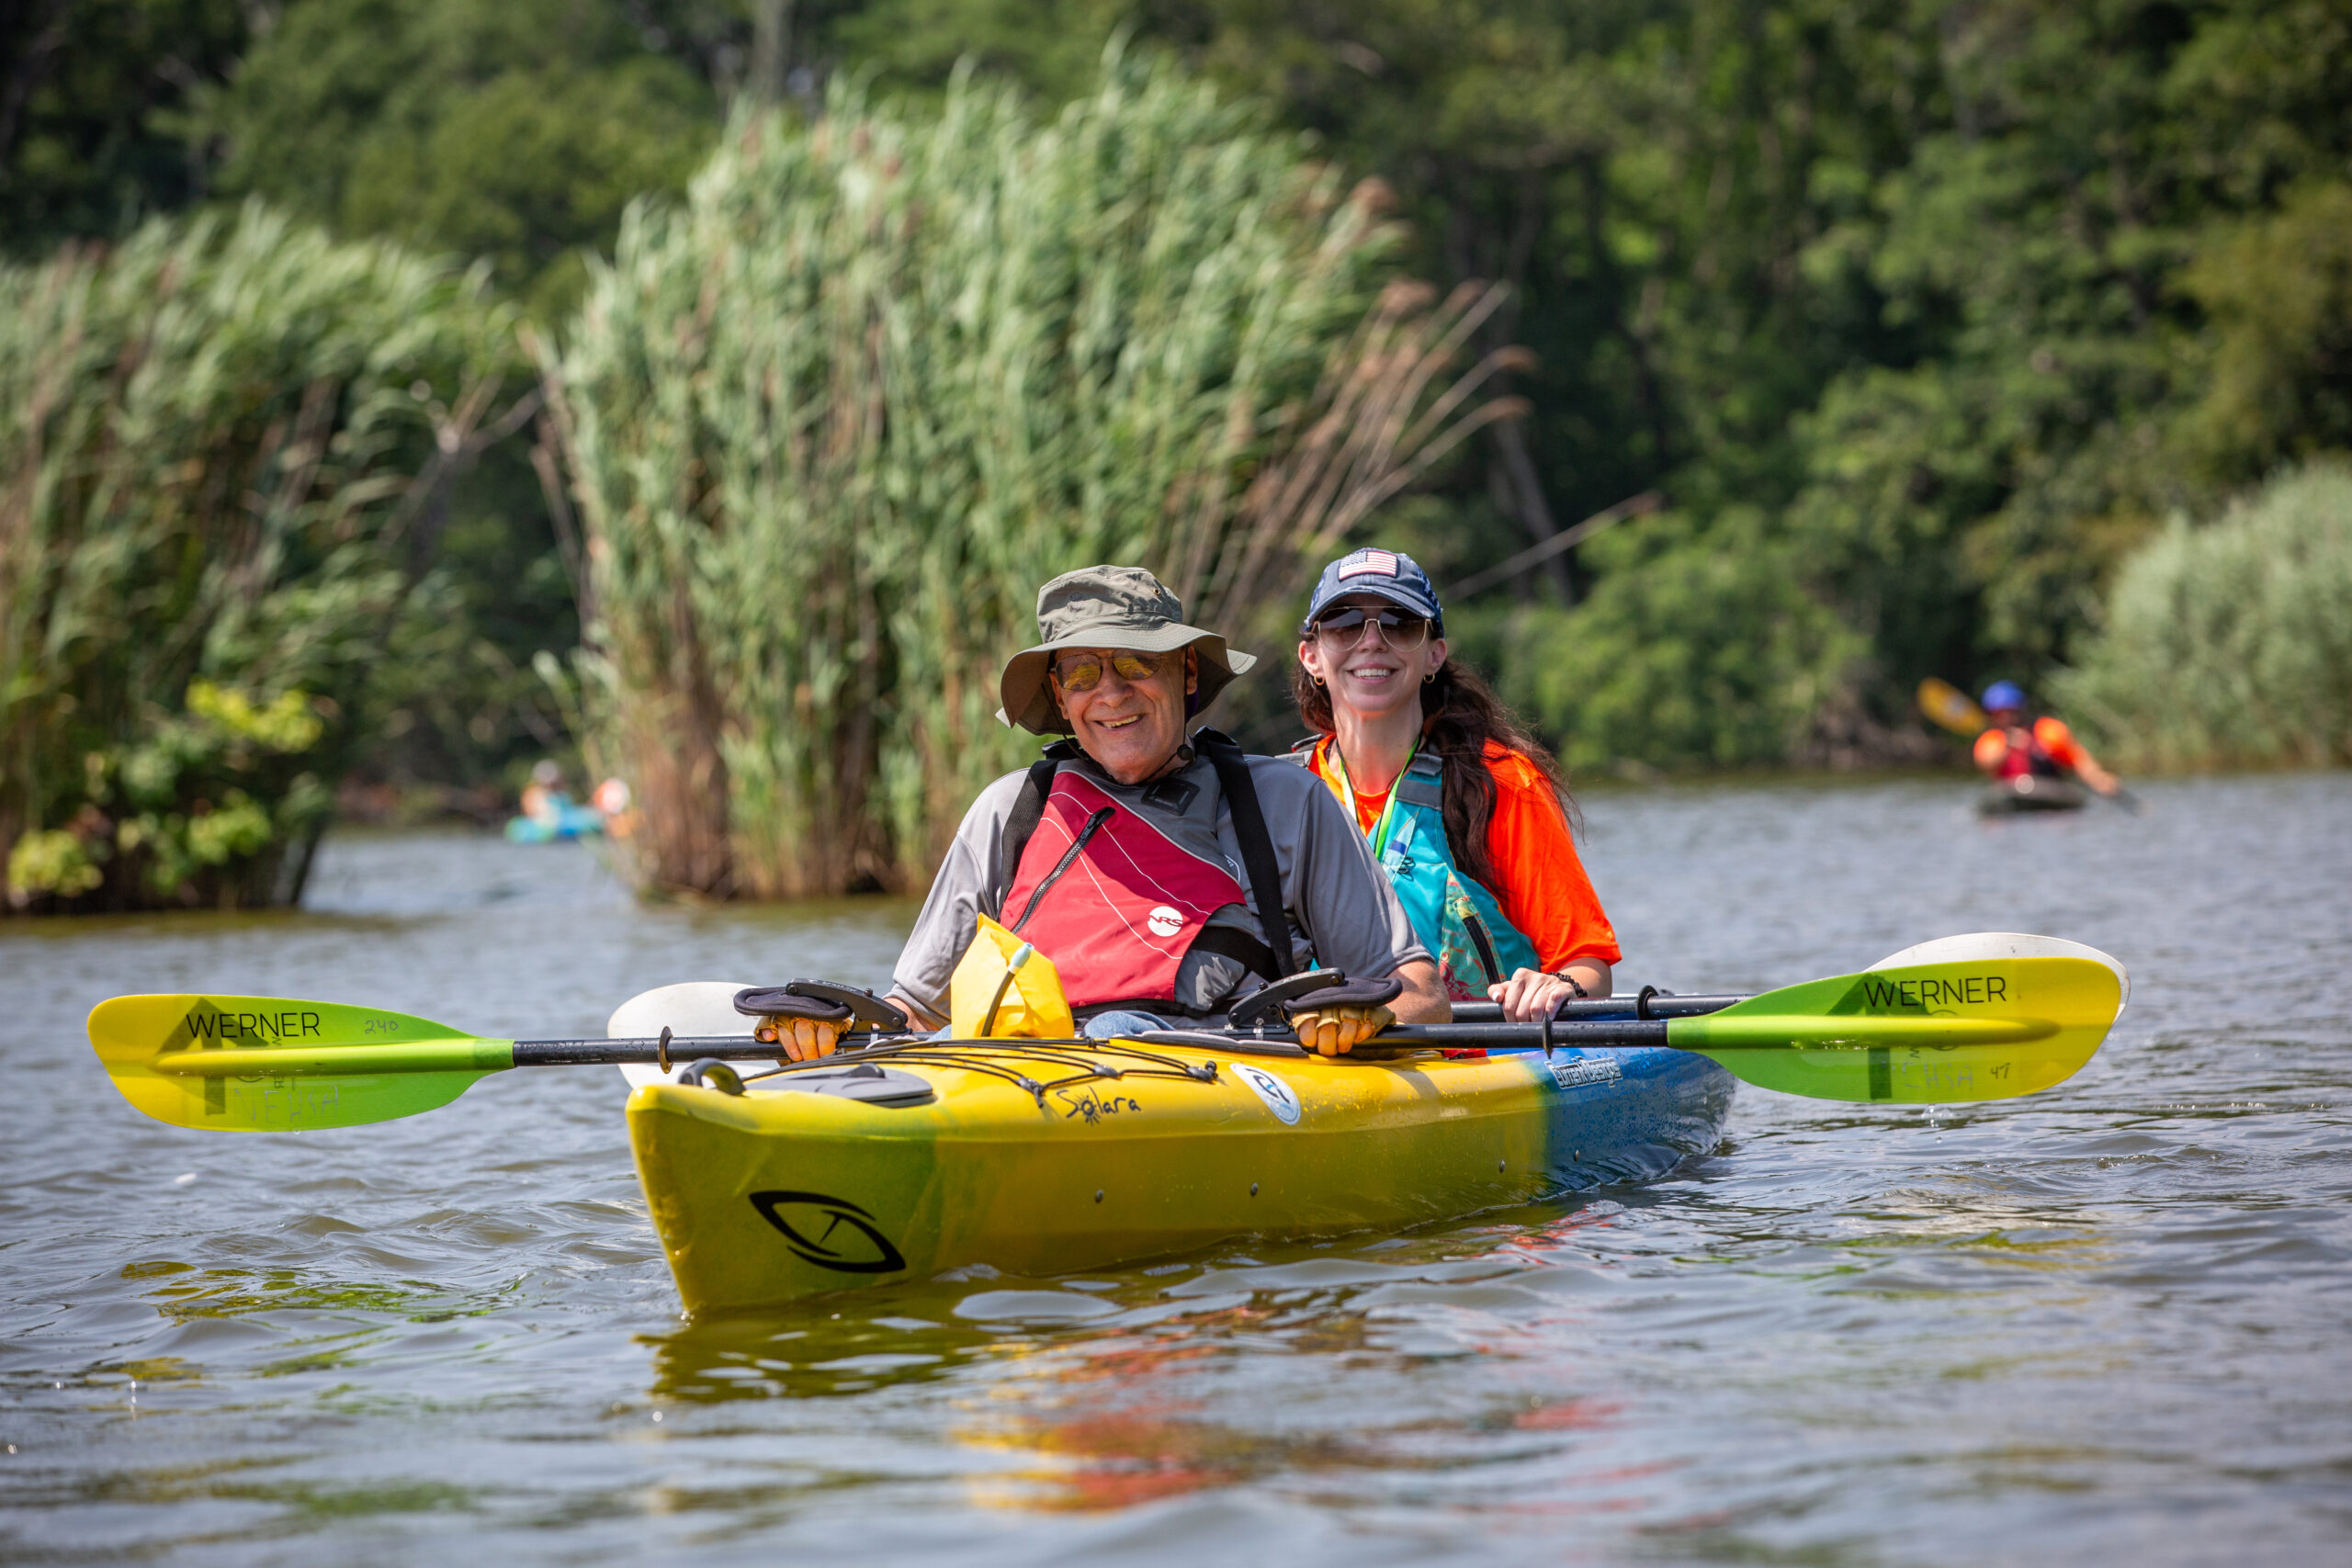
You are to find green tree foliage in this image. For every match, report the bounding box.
[0,205,527,911]
[0,0,249,254]
[553,56,1518,896]
[199,0,722,319]
[12,0,2352,795]
[825,0,2352,770]
[2059,462,2352,771]
[2181,182,2352,479]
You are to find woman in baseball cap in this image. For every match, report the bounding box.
[1292,547,1620,1020]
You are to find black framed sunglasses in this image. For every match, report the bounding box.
[1306,605,1432,649]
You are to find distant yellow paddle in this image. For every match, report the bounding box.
[1917,677,1987,737]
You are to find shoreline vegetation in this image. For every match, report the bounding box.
[5,5,2349,914]
[550,62,1529,897]
[2,208,531,914]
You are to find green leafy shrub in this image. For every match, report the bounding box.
[2057,462,2352,771]
[1,203,526,912]
[1486,509,1865,773]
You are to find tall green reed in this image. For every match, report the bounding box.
[2058,461,2352,770]
[1,203,527,912]
[551,54,1525,898]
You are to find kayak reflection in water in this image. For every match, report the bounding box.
[751,565,1450,1063]
[1290,547,1619,1022]
[1973,681,2128,802]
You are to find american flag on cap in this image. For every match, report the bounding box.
[1337,548,1399,580]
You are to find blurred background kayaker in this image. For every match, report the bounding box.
[504,760,607,843]
[1973,682,2126,799]
[519,760,566,824]
[759,565,1447,1062]
[1292,547,1619,1022]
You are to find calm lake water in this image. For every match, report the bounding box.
[4,773,2348,1565]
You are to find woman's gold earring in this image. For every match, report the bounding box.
[1423,670,1437,683]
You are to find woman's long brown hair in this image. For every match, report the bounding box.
[1292,652,1580,892]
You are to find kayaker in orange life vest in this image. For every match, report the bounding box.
[756,565,1450,1063]
[1292,547,1620,1022]
[1973,681,2125,797]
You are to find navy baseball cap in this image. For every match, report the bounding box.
[1301,547,1443,635]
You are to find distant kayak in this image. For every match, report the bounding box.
[1977,775,2086,816]
[504,802,605,842]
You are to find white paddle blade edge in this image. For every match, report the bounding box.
[1870,932,2129,1009]
[607,981,758,1090]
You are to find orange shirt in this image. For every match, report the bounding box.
[1311,739,1621,969]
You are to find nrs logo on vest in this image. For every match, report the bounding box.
[1146,906,1184,937]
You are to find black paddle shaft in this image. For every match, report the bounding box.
[509,1016,1684,1069]
[512,989,1745,1067]
[1447,993,1743,1024]
[513,1035,828,1066]
[1134,1019,1673,1052]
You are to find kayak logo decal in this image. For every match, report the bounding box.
[1232,1063,1301,1125]
[1548,1055,1622,1090]
[748,1190,908,1274]
[1055,1085,1142,1124]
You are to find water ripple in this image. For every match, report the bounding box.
[3,780,2347,1564]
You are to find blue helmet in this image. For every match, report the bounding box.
[1982,680,2026,714]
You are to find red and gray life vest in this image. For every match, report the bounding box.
[997,732,1296,1014]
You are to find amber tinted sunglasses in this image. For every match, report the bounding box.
[1048,649,1175,693]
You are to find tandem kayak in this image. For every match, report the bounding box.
[1978,775,2086,815]
[627,1036,1733,1314]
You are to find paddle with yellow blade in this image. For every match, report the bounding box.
[85,942,2124,1132]
[1370,951,2121,1102]
[1918,676,1989,737]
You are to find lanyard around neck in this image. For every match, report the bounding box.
[1325,737,1419,860]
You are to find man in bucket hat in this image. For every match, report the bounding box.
[765,565,1446,1060]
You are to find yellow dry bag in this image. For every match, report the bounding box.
[949,914,1076,1040]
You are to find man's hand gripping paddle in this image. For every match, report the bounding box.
[85,935,2125,1132]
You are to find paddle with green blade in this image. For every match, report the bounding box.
[1357,951,2121,1102]
[86,942,2125,1131]
[86,993,835,1134]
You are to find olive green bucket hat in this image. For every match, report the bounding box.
[997,565,1258,735]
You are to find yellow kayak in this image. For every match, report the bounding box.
[628,1037,1733,1314]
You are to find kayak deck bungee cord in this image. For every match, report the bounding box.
[84,937,2128,1314]
[683,1034,1229,1103]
